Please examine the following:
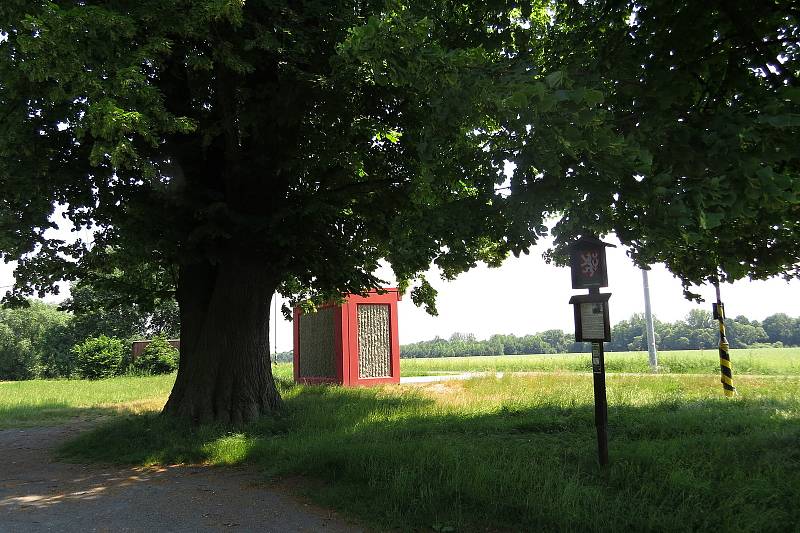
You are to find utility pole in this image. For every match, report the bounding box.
[641,268,658,372]
[273,294,278,365]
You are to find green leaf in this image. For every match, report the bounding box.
[545,71,564,88]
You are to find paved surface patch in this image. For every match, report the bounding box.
[399,373,482,383]
[0,425,362,532]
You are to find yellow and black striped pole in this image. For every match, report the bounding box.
[713,281,736,397]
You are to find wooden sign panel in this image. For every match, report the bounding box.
[568,236,613,290]
[569,293,612,342]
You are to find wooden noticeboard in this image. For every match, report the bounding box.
[569,293,611,342]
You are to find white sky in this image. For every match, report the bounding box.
[265,232,799,352]
[3,231,798,353]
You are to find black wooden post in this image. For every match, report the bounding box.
[591,340,609,466]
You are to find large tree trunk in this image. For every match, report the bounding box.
[163,251,283,424]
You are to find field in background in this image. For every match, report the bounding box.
[0,365,293,428]
[400,347,800,376]
[3,349,797,428]
[0,374,176,428]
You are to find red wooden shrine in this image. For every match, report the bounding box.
[293,288,401,386]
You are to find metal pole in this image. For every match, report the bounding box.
[591,341,609,466]
[713,281,735,397]
[273,294,278,365]
[641,269,658,371]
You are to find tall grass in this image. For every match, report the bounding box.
[400,347,800,376]
[60,373,800,531]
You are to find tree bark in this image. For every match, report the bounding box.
[162,251,283,424]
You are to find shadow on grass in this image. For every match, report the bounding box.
[58,380,800,532]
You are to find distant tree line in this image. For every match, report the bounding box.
[401,311,799,358]
[401,330,583,358]
[3,287,797,380]
[273,350,294,363]
[0,277,179,381]
[606,310,797,352]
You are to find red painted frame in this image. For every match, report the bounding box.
[293,288,401,386]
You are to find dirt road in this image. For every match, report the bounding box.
[0,425,362,532]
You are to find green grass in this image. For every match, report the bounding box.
[58,373,800,532]
[0,363,295,428]
[0,373,176,428]
[3,353,798,530]
[400,347,800,376]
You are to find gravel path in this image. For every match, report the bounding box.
[0,424,363,533]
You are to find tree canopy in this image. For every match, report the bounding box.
[1,0,798,422]
[62,270,180,342]
[2,1,795,304]
[543,1,800,295]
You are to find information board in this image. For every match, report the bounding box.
[580,302,606,340]
[569,293,611,342]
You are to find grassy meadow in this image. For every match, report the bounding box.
[401,347,800,376]
[1,349,798,530]
[0,363,293,428]
[0,374,175,428]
